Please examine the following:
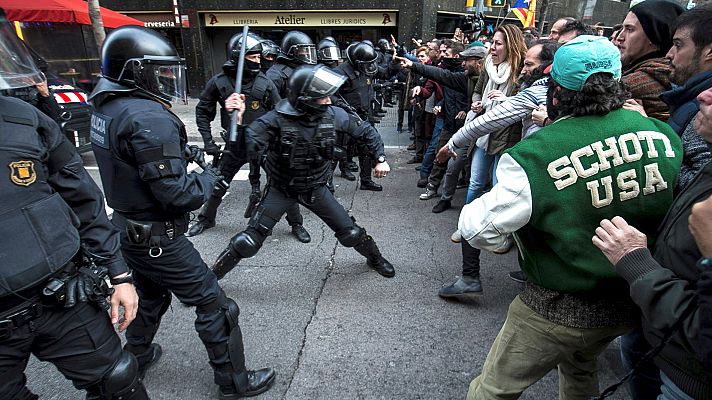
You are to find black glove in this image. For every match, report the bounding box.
[63,265,114,310]
[199,164,228,190]
[186,145,205,165]
[203,140,221,156]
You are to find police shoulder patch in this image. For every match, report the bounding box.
[9,160,36,186]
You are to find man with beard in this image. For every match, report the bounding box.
[432,39,558,297]
[617,0,684,122]
[661,4,712,189]
[460,35,682,400]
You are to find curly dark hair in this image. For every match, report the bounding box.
[559,20,595,38]
[547,73,629,120]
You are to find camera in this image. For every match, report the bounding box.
[459,12,485,36]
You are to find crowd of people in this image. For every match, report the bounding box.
[1,0,712,399]
[394,1,712,399]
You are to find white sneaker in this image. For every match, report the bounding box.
[493,234,515,254]
[419,188,438,200]
[451,230,462,243]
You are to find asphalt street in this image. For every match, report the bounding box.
[26,100,629,399]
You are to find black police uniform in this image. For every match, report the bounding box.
[194,68,280,228]
[211,100,395,280]
[333,61,382,189]
[0,96,148,399]
[91,91,271,396]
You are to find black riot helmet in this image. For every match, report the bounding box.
[228,32,263,61]
[317,38,340,66]
[93,25,186,104]
[362,40,374,47]
[377,38,393,52]
[346,42,378,77]
[0,9,44,90]
[279,30,317,65]
[227,32,263,75]
[286,64,346,115]
[260,39,279,72]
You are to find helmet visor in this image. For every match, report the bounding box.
[290,44,318,65]
[305,66,346,98]
[155,64,187,104]
[0,22,44,90]
[318,47,340,62]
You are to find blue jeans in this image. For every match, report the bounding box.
[466,147,495,204]
[658,372,694,400]
[420,117,443,179]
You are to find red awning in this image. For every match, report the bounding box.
[0,0,143,28]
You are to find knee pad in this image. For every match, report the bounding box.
[229,231,261,258]
[336,225,365,248]
[223,297,240,329]
[91,351,149,400]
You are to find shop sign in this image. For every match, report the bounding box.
[127,13,178,28]
[203,11,397,27]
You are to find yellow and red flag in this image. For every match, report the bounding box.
[511,0,537,28]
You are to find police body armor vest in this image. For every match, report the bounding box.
[0,99,81,296]
[91,96,187,220]
[264,111,336,191]
[215,73,271,139]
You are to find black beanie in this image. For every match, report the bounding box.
[630,0,685,56]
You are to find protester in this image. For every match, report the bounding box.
[460,35,682,399]
[618,0,684,122]
[661,4,712,189]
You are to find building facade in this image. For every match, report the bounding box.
[103,0,641,96]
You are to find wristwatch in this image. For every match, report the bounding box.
[376,155,386,163]
[697,257,712,269]
[110,271,134,285]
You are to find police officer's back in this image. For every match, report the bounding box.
[89,25,275,398]
[0,10,145,399]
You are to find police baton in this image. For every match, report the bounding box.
[228,25,250,145]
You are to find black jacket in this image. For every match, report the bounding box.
[411,63,468,133]
[616,158,712,399]
[195,70,280,143]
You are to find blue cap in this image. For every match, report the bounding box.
[550,35,622,91]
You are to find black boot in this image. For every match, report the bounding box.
[212,247,242,280]
[187,217,215,237]
[340,170,356,181]
[217,368,276,399]
[360,180,383,191]
[432,199,451,213]
[291,224,311,243]
[354,234,395,278]
[125,343,162,379]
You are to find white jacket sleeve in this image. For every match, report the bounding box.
[458,154,532,251]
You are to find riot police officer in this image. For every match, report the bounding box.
[335,42,384,191]
[259,39,280,73]
[89,26,275,398]
[189,33,289,239]
[211,65,395,281]
[260,30,321,243]
[317,37,341,68]
[0,10,146,399]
